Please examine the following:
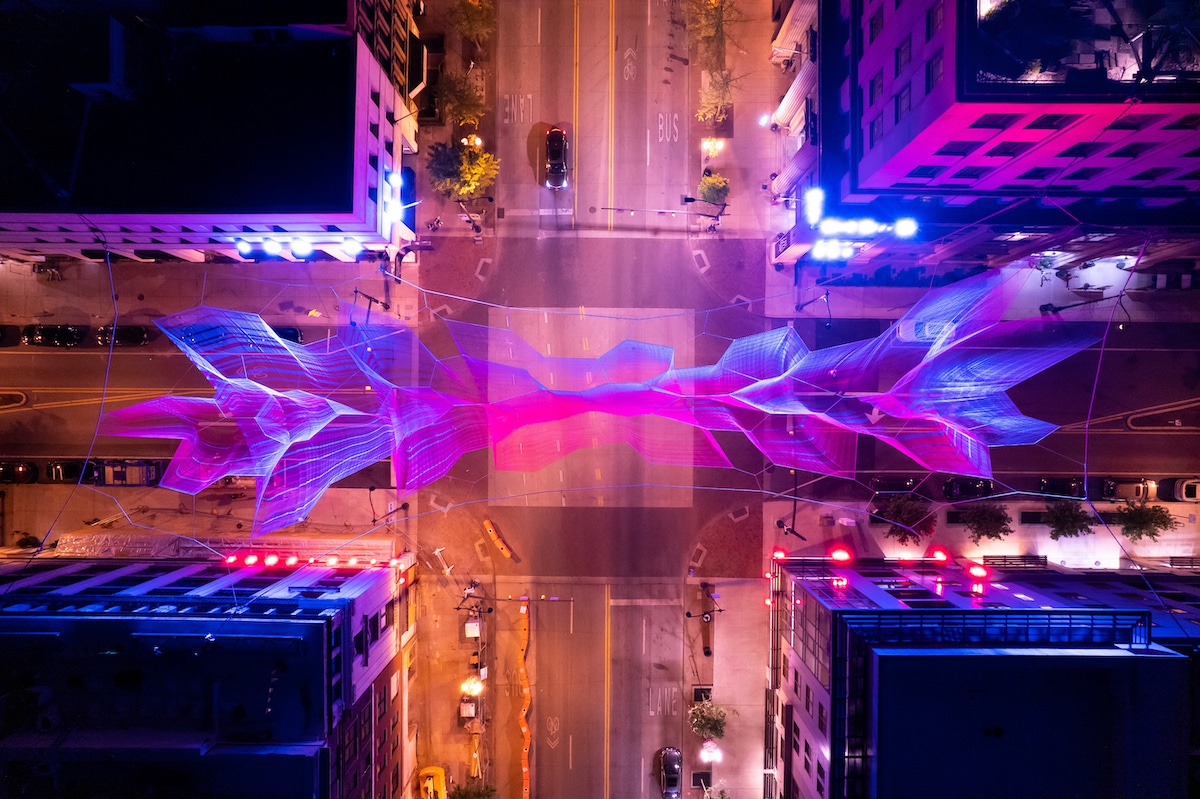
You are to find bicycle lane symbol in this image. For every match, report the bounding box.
[623,47,637,80]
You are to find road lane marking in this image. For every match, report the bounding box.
[608,0,615,230]
[604,583,611,799]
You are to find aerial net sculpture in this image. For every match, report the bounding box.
[100,269,1102,535]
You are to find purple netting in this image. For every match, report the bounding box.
[101,269,1101,535]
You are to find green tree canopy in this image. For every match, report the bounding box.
[448,783,496,799]
[1044,500,1094,540]
[1115,499,1181,542]
[696,69,740,124]
[688,699,731,740]
[437,70,485,127]
[963,503,1014,545]
[448,0,496,49]
[426,142,501,201]
[872,494,936,546]
[697,172,730,204]
[688,0,747,72]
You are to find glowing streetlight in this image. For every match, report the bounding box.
[701,137,725,161]
[460,134,484,149]
[461,676,484,696]
[699,739,723,763]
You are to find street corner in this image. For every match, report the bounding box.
[687,502,764,580]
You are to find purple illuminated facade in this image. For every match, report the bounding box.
[102,270,1100,535]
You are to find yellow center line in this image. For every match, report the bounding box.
[573,0,580,228]
[604,583,611,799]
[608,0,615,231]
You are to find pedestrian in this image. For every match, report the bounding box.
[433,216,442,230]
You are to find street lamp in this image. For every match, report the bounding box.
[775,519,809,541]
[461,134,483,149]
[701,137,725,161]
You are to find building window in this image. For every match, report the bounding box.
[936,141,982,156]
[1165,113,1200,130]
[869,70,884,105]
[894,35,912,74]
[791,721,801,751]
[970,113,1022,129]
[925,49,943,92]
[1107,114,1165,130]
[894,82,911,123]
[1018,167,1058,180]
[818,702,828,734]
[869,7,884,43]
[1065,166,1108,181]
[951,165,992,179]
[816,763,826,796]
[805,686,814,714]
[869,116,884,148]
[803,740,812,773]
[984,141,1034,157]
[906,165,943,178]
[1108,142,1154,157]
[1057,142,1104,158]
[793,669,800,694]
[925,0,943,40]
[1026,113,1081,130]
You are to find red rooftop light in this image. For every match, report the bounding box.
[968,564,989,579]
[930,547,949,563]
[225,555,237,564]
[829,546,852,562]
[286,555,299,566]
[771,547,787,560]
[763,570,773,579]
[244,554,258,566]
[326,555,339,567]
[264,554,279,566]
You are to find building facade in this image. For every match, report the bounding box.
[766,553,1193,799]
[0,544,418,799]
[0,0,424,263]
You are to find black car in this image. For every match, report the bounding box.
[870,475,919,494]
[545,127,568,190]
[97,324,150,346]
[943,477,994,501]
[0,461,38,483]
[271,326,304,344]
[1039,476,1086,497]
[659,747,682,799]
[21,324,85,347]
[46,459,100,484]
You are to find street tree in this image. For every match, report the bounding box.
[1044,500,1094,540]
[448,0,496,49]
[688,699,731,740]
[426,142,501,201]
[873,494,936,546]
[437,70,485,127]
[963,503,1014,545]
[697,172,730,204]
[1115,499,1181,542]
[688,0,747,72]
[696,69,741,124]
[448,783,496,799]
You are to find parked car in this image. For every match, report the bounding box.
[1169,477,1200,502]
[100,459,163,487]
[943,477,994,501]
[659,747,682,799]
[1101,478,1153,501]
[46,459,100,484]
[545,127,569,190]
[870,475,919,494]
[0,461,38,483]
[271,326,304,344]
[97,324,150,346]
[1039,477,1086,497]
[21,324,85,347]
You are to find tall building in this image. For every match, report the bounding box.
[0,0,425,263]
[766,552,1193,799]
[767,0,1200,273]
[0,540,418,799]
